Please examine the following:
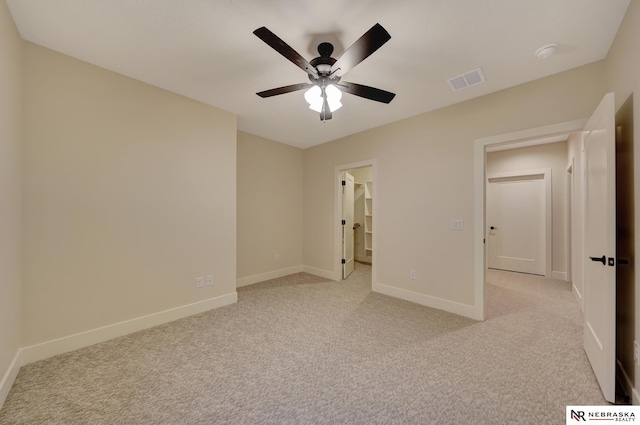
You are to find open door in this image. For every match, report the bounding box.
[341,171,355,279]
[583,92,616,402]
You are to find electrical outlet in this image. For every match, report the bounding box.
[409,270,416,280]
[196,277,204,288]
[275,254,280,262]
[206,275,213,286]
[635,341,639,365]
[452,219,464,230]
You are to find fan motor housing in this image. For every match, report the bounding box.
[310,47,339,84]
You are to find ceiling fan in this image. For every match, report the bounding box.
[254,23,396,121]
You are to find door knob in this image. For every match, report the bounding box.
[490,226,498,230]
[589,255,606,265]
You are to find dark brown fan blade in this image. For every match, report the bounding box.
[254,27,318,77]
[337,81,396,104]
[256,83,314,98]
[330,23,391,76]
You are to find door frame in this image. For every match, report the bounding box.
[341,170,356,279]
[473,119,587,320]
[334,159,377,286]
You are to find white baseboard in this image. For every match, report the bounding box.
[355,255,372,263]
[302,265,338,281]
[572,284,583,311]
[236,265,304,288]
[0,350,22,409]
[552,271,568,281]
[617,359,640,405]
[373,282,482,320]
[21,292,237,365]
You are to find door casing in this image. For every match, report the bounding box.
[474,119,588,320]
[341,171,355,279]
[334,159,377,286]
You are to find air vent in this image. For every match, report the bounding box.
[447,67,486,92]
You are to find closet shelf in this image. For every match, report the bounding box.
[364,180,373,253]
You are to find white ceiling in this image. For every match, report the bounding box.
[6,0,630,149]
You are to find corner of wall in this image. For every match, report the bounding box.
[236,265,304,287]
[0,0,23,411]
[372,282,482,321]
[302,265,339,281]
[0,350,22,409]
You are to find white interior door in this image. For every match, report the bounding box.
[341,172,355,279]
[487,172,548,276]
[583,92,616,402]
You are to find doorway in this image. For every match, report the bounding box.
[473,119,588,320]
[335,160,376,286]
[475,94,627,403]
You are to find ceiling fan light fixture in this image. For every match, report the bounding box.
[325,84,343,112]
[305,84,343,113]
[254,24,395,120]
[316,64,332,73]
[304,85,323,112]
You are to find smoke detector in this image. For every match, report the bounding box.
[535,43,558,59]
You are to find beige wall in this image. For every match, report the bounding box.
[0,0,22,401]
[304,61,605,310]
[603,0,640,403]
[237,131,303,281]
[22,43,237,346]
[3,0,636,405]
[487,141,569,278]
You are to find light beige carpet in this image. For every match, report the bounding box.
[0,265,607,424]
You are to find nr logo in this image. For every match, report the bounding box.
[571,410,586,421]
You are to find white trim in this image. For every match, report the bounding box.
[474,141,486,320]
[474,119,588,322]
[236,265,304,287]
[617,359,640,405]
[565,160,573,283]
[477,119,587,151]
[302,265,337,281]
[21,292,237,365]
[334,159,378,286]
[0,350,22,409]
[486,134,569,152]
[355,255,372,263]
[573,283,584,310]
[579,136,587,312]
[552,271,568,281]
[373,282,482,320]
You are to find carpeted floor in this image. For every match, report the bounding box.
[0,265,607,424]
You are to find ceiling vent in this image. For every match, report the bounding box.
[447,67,486,92]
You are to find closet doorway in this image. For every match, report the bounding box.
[335,160,376,286]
